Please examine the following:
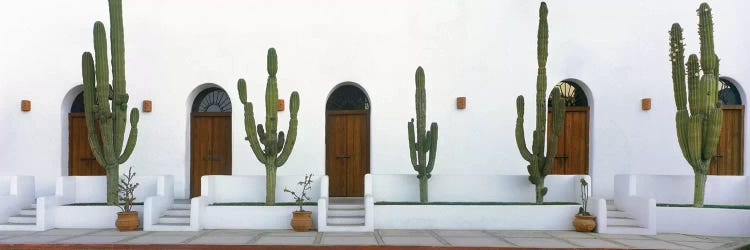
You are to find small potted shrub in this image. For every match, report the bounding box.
[284,174,313,232]
[572,178,596,232]
[115,167,140,231]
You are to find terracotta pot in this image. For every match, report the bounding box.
[290,211,313,232]
[116,211,139,231]
[572,214,596,232]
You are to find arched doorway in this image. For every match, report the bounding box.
[190,87,232,197]
[549,81,590,175]
[710,77,744,175]
[326,84,370,197]
[68,92,106,176]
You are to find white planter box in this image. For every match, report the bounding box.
[375,204,579,230]
[203,205,317,229]
[53,205,144,229]
[656,207,750,236]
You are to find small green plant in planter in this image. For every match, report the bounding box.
[572,178,595,232]
[284,174,313,232]
[115,167,139,231]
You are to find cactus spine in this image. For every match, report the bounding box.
[407,66,438,203]
[238,48,300,205]
[514,2,565,204]
[669,3,722,208]
[81,0,139,205]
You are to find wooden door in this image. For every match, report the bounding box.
[550,107,590,175]
[190,112,232,198]
[326,110,370,197]
[68,113,106,176]
[709,105,744,175]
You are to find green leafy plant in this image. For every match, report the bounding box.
[407,67,439,203]
[81,0,139,205]
[238,48,300,205]
[514,1,565,204]
[577,178,590,216]
[117,167,139,212]
[283,174,313,212]
[669,3,722,208]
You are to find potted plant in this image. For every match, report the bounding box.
[573,178,596,232]
[115,167,140,231]
[284,174,313,232]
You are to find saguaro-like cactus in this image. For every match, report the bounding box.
[81,0,140,205]
[238,48,300,205]
[514,2,565,204]
[669,3,722,208]
[407,66,438,203]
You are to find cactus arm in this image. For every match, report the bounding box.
[109,0,127,157]
[407,119,418,169]
[702,108,722,162]
[514,96,533,161]
[687,116,703,167]
[686,55,700,115]
[415,67,427,168]
[669,23,687,111]
[543,88,565,173]
[81,52,107,166]
[425,122,438,174]
[534,1,549,146]
[675,111,692,161]
[276,92,300,167]
[698,3,718,76]
[118,108,139,164]
[92,21,117,167]
[237,79,267,164]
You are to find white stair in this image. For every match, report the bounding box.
[322,198,369,232]
[0,205,38,231]
[150,201,192,231]
[602,200,651,235]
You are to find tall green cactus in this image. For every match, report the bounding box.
[407,66,438,203]
[669,3,722,208]
[81,0,139,205]
[238,48,300,205]
[514,2,565,204]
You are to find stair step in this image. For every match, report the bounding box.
[154,223,190,226]
[603,225,651,235]
[159,216,190,224]
[30,204,37,209]
[606,210,629,218]
[19,209,36,216]
[327,216,365,225]
[328,204,365,210]
[8,216,36,224]
[170,204,190,210]
[608,217,639,227]
[328,208,365,217]
[0,223,37,231]
[163,209,190,217]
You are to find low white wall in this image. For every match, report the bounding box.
[53,205,144,228]
[201,175,322,203]
[371,174,589,202]
[203,206,317,229]
[628,175,749,205]
[375,205,579,230]
[656,207,750,236]
[59,176,160,203]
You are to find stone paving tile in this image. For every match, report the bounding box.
[126,235,193,244]
[57,235,130,244]
[321,236,378,245]
[649,233,714,242]
[381,236,444,246]
[547,230,597,239]
[324,232,374,237]
[443,236,515,247]
[0,235,70,243]
[672,241,730,249]
[253,236,315,245]
[35,228,100,236]
[188,236,252,245]
[611,239,689,249]
[490,230,550,238]
[565,238,628,248]
[0,231,36,237]
[597,233,653,239]
[379,229,431,237]
[89,229,150,236]
[148,231,202,237]
[203,229,261,236]
[263,230,317,237]
[434,230,489,237]
[505,237,578,248]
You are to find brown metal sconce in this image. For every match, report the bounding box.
[457,97,466,110]
[143,100,152,112]
[642,98,651,111]
[21,100,31,112]
[278,99,285,111]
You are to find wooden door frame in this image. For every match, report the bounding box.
[548,106,590,175]
[190,112,232,198]
[325,109,371,197]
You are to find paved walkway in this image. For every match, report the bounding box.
[0,229,748,249]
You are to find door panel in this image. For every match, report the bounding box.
[190,113,232,198]
[549,107,589,175]
[326,111,369,197]
[68,113,106,176]
[709,105,744,175]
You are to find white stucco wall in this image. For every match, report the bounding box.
[0,0,748,199]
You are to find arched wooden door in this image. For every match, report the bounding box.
[190,87,232,198]
[326,85,370,197]
[68,93,106,176]
[710,78,744,175]
[549,81,590,175]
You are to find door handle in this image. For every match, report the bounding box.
[713,154,723,158]
[336,155,351,159]
[80,157,96,161]
[203,155,221,161]
[555,155,568,159]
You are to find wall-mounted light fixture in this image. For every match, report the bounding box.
[457,97,466,110]
[642,98,651,111]
[21,100,31,112]
[278,99,285,111]
[142,100,152,112]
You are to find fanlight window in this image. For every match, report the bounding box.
[326,85,370,111]
[549,81,588,107]
[718,78,742,105]
[70,93,85,113]
[192,87,232,112]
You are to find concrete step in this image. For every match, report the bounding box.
[328,204,365,210]
[19,209,36,216]
[327,216,365,225]
[30,204,36,209]
[327,208,365,217]
[150,223,192,231]
[608,217,639,227]
[0,223,37,231]
[163,209,190,217]
[8,215,36,224]
[170,203,190,210]
[603,225,651,235]
[158,216,190,224]
[606,210,629,218]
